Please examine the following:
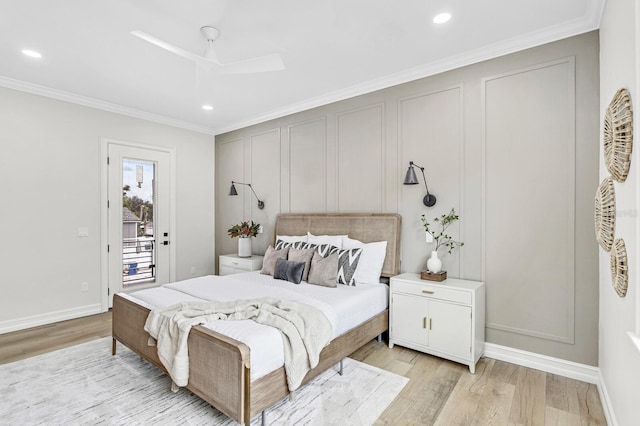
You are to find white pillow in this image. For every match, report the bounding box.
[342,237,387,284]
[276,234,308,243]
[307,232,344,249]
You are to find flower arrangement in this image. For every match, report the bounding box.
[227,221,261,238]
[420,208,464,254]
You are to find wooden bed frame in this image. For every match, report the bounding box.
[112,213,401,425]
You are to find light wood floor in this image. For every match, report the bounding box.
[0,312,606,426]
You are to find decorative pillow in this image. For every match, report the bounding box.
[274,258,305,284]
[336,247,363,286]
[276,234,308,244]
[307,252,338,288]
[288,248,315,282]
[313,243,339,258]
[342,237,388,285]
[260,245,290,276]
[275,239,312,251]
[307,232,346,249]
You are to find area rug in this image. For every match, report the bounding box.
[0,338,407,425]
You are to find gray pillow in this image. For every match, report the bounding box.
[288,248,315,281]
[274,258,305,284]
[307,252,338,288]
[260,245,290,276]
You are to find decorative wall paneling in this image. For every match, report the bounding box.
[215,33,599,366]
[398,86,464,275]
[287,118,327,213]
[336,104,386,213]
[215,138,245,259]
[482,57,576,344]
[250,129,281,254]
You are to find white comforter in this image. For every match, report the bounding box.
[122,272,388,381]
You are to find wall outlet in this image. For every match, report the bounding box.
[78,227,89,237]
[81,282,88,292]
[425,231,434,243]
[190,266,196,275]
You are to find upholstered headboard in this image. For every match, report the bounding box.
[274,213,401,277]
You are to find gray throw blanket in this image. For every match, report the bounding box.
[144,298,333,391]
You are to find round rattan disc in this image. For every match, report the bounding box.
[604,88,633,182]
[594,176,616,252]
[610,238,628,297]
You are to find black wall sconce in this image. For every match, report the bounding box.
[229,181,265,209]
[403,161,436,207]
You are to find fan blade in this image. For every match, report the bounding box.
[216,53,285,74]
[131,30,222,65]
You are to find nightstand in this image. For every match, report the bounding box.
[389,273,485,373]
[218,254,264,276]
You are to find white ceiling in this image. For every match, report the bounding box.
[0,0,603,135]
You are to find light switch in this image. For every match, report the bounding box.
[425,231,433,243]
[78,227,89,237]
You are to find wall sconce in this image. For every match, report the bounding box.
[403,161,436,207]
[229,181,265,209]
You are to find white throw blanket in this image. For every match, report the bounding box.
[144,298,333,391]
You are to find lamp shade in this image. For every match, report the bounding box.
[229,182,238,196]
[403,165,419,185]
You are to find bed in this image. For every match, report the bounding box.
[112,213,401,425]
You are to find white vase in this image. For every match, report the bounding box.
[427,250,442,273]
[238,237,252,257]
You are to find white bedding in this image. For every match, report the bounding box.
[121,272,388,382]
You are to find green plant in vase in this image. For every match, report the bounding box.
[420,208,464,273]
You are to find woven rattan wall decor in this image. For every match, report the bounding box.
[594,176,616,252]
[610,238,628,297]
[604,88,633,182]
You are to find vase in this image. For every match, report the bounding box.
[427,250,442,273]
[238,237,252,257]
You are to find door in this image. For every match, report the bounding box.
[428,300,471,359]
[107,143,172,306]
[391,293,430,347]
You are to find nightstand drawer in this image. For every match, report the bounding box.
[218,254,264,276]
[219,256,251,269]
[392,280,471,305]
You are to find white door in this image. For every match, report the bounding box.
[428,300,471,359]
[391,293,430,347]
[107,143,173,306]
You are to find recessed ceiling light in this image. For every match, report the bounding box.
[22,49,42,59]
[433,12,451,24]
[202,104,213,111]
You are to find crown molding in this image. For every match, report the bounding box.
[213,6,602,135]
[0,76,216,135]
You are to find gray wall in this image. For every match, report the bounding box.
[216,32,600,365]
[0,87,215,331]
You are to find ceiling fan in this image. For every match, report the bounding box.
[131,26,285,74]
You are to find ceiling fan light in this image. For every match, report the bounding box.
[202,104,213,111]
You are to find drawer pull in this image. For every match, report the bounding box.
[422,290,435,294]
[430,318,432,330]
[232,262,239,265]
[423,317,427,329]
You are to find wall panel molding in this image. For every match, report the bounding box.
[482,57,576,343]
[335,103,385,212]
[287,117,327,213]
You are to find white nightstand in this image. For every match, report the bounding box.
[389,273,485,373]
[218,254,264,276]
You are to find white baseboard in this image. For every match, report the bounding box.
[597,369,618,426]
[0,304,103,334]
[484,342,600,384]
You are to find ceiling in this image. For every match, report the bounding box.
[0,0,603,135]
